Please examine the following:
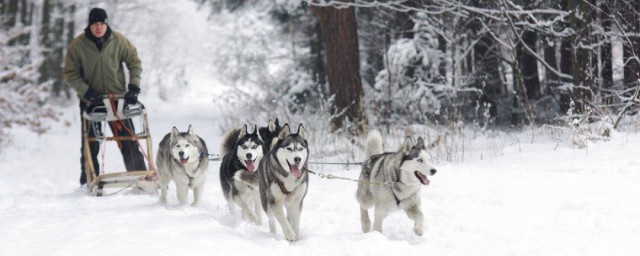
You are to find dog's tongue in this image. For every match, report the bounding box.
[291,164,302,178]
[180,157,188,165]
[415,171,430,186]
[245,160,256,172]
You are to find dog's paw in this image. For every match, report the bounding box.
[284,232,298,242]
[245,212,260,225]
[283,227,298,242]
[361,221,372,233]
[414,227,423,236]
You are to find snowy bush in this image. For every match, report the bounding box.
[0,68,62,146]
[1,30,63,148]
[368,35,451,125]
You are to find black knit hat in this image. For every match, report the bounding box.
[88,8,108,25]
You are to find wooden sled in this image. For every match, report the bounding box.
[82,96,158,196]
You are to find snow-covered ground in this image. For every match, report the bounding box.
[1,97,640,256]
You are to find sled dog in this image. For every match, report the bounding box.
[157,125,209,206]
[258,123,309,241]
[356,130,437,236]
[220,124,266,224]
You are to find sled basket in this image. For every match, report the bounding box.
[81,96,159,196]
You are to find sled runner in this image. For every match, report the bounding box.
[82,95,158,196]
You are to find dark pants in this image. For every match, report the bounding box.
[79,104,147,185]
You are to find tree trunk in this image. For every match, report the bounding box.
[599,2,613,107]
[623,2,640,99]
[437,33,447,84]
[568,0,593,114]
[560,34,573,113]
[518,29,541,101]
[311,1,367,133]
[542,34,562,119]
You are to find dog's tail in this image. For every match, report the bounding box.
[221,127,241,156]
[365,130,383,158]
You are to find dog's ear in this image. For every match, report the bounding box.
[268,119,277,132]
[239,124,248,139]
[416,137,426,150]
[278,123,291,140]
[297,124,306,139]
[253,124,264,141]
[171,126,180,139]
[401,136,413,154]
[188,125,195,137]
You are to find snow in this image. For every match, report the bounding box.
[2,100,640,256]
[2,1,640,255]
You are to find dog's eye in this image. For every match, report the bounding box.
[298,148,304,152]
[185,144,190,148]
[417,158,423,163]
[287,147,294,151]
[242,145,248,149]
[251,145,258,149]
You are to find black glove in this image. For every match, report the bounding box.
[83,88,103,107]
[125,84,140,105]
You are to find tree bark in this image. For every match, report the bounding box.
[623,2,640,99]
[568,0,593,114]
[599,2,613,106]
[517,28,541,101]
[311,1,367,133]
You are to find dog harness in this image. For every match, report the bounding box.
[183,170,195,187]
[276,180,291,194]
[275,172,306,195]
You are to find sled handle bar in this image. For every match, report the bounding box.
[83,96,146,122]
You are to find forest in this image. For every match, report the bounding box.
[2,0,639,138]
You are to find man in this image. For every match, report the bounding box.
[64,7,147,185]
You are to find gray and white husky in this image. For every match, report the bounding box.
[219,124,266,224]
[156,125,209,207]
[356,130,437,236]
[258,123,309,241]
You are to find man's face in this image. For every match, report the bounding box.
[90,22,107,38]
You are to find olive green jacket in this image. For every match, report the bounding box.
[64,29,142,103]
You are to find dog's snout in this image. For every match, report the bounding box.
[246,153,252,159]
[430,168,437,175]
[294,157,301,164]
[179,151,184,158]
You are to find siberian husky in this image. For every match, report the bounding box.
[258,123,309,241]
[219,124,266,224]
[156,125,209,207]
[356,130,437,236]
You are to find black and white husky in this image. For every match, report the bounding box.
[219,124,266,224]
[356,130,437,236]
[157,125,209,207]
[258,123,309,241]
